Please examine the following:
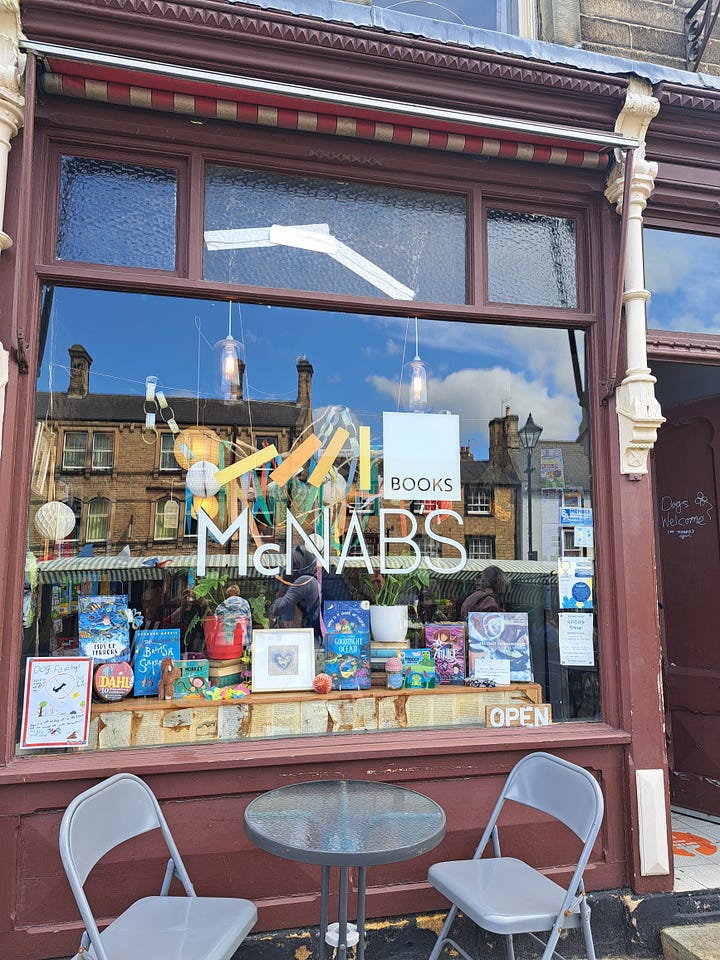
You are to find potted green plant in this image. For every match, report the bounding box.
[359,566,431,646]
[186,572,269,661]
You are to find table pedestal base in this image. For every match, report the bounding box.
[319,865,367,960]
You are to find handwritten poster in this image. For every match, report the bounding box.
[20,657,92,749]
[558,613,595,666]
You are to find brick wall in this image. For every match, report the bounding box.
[576,0,720,76]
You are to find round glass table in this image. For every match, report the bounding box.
[244,778,446,960]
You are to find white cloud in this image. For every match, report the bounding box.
[368,365,581,445]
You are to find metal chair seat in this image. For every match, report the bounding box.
[428,856,582,935]
[78,894,258,960]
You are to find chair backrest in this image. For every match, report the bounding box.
[502,752,604,843]
[60,773,167,887]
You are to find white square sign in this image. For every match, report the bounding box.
[382,412,461,501]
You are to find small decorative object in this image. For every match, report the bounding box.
[191,495,219,520]
[173,428,221,471]
[251,628,315,692]
[385,656,404,690]
[119,607,144,630]
[157,657,181,700]
[186,460,221,497]
[312,673,333,695]
[93,661,134,702]
[465,677,497,688]
[34,501,76,541]
[202,683,250,701]
[321,472,347,507]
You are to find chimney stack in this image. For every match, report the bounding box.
[489,407,519,467]
[296,355,314,406]
[67,344,93,398]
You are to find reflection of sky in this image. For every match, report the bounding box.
[40,287,584,457]
[645,229,720,335]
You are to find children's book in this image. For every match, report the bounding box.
[324,633,371,690]
[174,659,210,698]
[78,595,130,663]
[467,611,532,682]
[133,629,181,696]
[400,648,435,688]
[424,622,465,685]
[323,600,371,635]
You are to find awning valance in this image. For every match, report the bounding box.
[23,41,638,169]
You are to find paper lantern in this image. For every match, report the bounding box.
[191,496,219,520]
[34,501,76,541]
[186,460,221,497]
[173,429,221,471]
[322,474,347,507]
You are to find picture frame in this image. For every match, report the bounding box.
[251,628,315,692]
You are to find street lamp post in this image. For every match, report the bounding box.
[518,412,543,561]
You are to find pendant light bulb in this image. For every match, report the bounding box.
[408,317,427,412]
[216,302,244,400]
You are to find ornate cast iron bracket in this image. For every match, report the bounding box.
[685,0,720,71]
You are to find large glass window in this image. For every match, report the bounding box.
[645,228,720,335]
[21,285,599,754]
[204,165,467,303]
[57,157,177,269]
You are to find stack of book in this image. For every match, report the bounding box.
[208,657,246,688]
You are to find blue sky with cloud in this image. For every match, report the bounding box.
[645,229,720,335]
[41,287,584,457]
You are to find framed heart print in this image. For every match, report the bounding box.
[251,628,315,692]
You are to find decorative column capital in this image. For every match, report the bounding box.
[0,0,25,252]
[605,80,660,215]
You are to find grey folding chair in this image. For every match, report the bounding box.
[59,772,257,960]
[427,752,604,960]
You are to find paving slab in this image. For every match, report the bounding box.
[661,923,720,960]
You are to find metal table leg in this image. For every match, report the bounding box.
[337,866,349,960]
[356,865,367,960]
[319,864,330,960]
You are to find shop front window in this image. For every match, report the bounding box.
[20,285,600,754]
[645,227,720,335]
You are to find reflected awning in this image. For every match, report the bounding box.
[23,41,638,169]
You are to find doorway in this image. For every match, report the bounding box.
[653,361,720,819]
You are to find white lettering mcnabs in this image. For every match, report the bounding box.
[196,506,466,576]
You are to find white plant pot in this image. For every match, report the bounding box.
[370,605,408,645]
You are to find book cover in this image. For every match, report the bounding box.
[78,595,131,663]
[424,622,465,685]
[467,612,532,682]
[323,632,371,690]
[323,600,371,635]
[132,629,181,696]
[174,659,210,698]
[400,648,435,688]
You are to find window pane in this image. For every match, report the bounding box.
[57,157,177,269]
[371,0,518,33]
[159,433,180,471]
[91,433,114,470]
[155,499,180,540]
[86,498,110,542]
[487,210,577,307]
[645,228,720,334]
[62,431,87,469]
[204,165,467,303]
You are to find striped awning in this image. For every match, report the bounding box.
[37,553,556,585]
[27,43,638,170]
